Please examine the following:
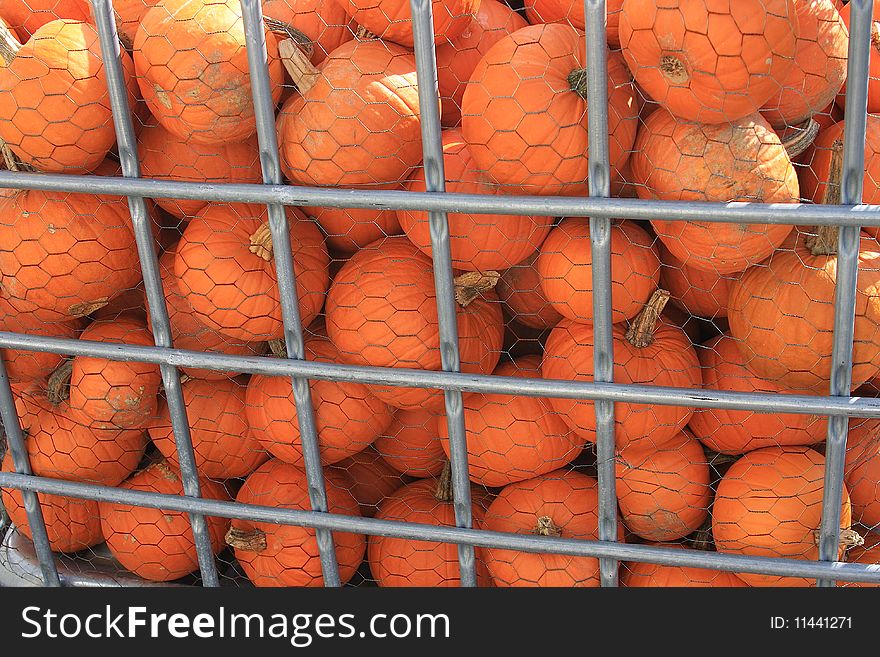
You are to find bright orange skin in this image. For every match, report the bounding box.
[373,408,448,478]
[462,24,638,196]
[99,462,230,582]
[304,203,402,254]
[175,203,329,342]
[68,318,162,431]
[369,477,492,587]
[325,237,503,410]
[622,543,748,587]
[134,0,284,145]
[728,230,880,394]
[112,0,162,48]
[435,0,527,127]
[659,243,734,319]
[619,0,798,124]
[537,218,660,325]
[615,430,711,542]
[496,250,563,331]
[542,316,701,450]
[0,0,90,38]
[0,20,138,173]
[329,447,404,517]
[230,460,366,587]
[278,39,422,188]
[838,3,880,114]
[480,469,621,587]
[399,130,554,271]
[246,337,394,466]
[844,418,880,528]
[689,333,830,454]
[524,0,624,47]
[263,0,354,64]
[336,0,478,47]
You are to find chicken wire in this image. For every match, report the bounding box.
[0,0,877,588]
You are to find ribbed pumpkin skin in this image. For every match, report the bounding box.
[844,419,880,529]
[632,108,798,274]
[0,0,90,38]
[537,218,660,325]
[230,460,366,586]
[263,0,353,64]
[134,0,284,145]
[838,3,880,113]
[277,39,422,188]
[438,356,581,487]
[149,376,268,479]
[496,250,563,330]
[524,0,624,47]
[659,243,734,319]
[304,204,402,254]
[615,430,711,542]
[99,462,230,582]
[336,0,478,47]
[112,0,162,48]
[542,317,701,449]
[0,190,142,322]
[622,544,748,587]
[461,24,637,196]
[329,447,404,517]
[399,130,554,271]
[728,230,880,394]
[175,203,329,342]
[325,237,503,410]
[0,20,138,173]
[619,0,798,124]
[245,337,394,466]
[689,333,830,454]
[373,408,448,478]
[713,446,853,587]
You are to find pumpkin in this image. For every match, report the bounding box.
[373,408,448,478]
[245,336,394,466]
[263,0,354,64]
[329,446,404,517]
[842,534,880,588]
[523,0,624,47]
[325,236,503,410]
[712,445,858,587]
[398,129,555,272]
[174,203,329,342]
[843,418,880,529]
[537,218,660,325]
[622,543,748,587]
[689,333,830,454]
[461,23,638,196]
[480,469,620,587]
[133,0,285,145]
[435,0,527,127]
[0,190,143,322]
[111,0,162,49]
[277,38,423,189]
[438,355,582,487]
[0,0,90,38]
[838,2,880,113]
[304,203,402,254]
[619,0,798,124]
[615,429,711,542]
[369,463,492,587]
[68,317,162,431]
[496,250,563,331]
[0,19,138,173]
[658,242,735,319]
[335,0,477,47]
[226,459,366,586]
[542,289,701,449]
[99,461,230,582]
[631,108,798,275]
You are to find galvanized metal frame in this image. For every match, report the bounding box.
[0,0,879,588]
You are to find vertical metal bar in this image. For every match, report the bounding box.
[816,0,873,588]
[410,0,477,587]
[583,0,618,587]
[0,354,61,586]
[91,0,220,587]
[240,0,341,586]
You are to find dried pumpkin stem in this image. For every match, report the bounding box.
[805,140,845,256]
[46,360,73,406]
[625,289,671,348]
[278,38,320,95]
[453,270,500,307]
[434,460,454,502]
[0,137,34,173]
[872,22,880,53]
[0,22,21,67]
[813,528,865,549]
[268,338,288,359]
[263,16,314,58]
[688,520,715,552]
[532,515,562,537]
[68,298,110,318]
[355,25,378,40]
[225,526,268,553]
[781,118,820,160]
[249,221,274,261]
[568,67,588,100]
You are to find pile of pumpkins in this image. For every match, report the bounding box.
[0,0,879,587]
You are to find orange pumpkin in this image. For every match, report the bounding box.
[542,290,701,450]
[658,242,735,319]
[844,418,880,529]
[399,129,555,271]
[622,543,748,587]
[111,0,162,48]
[461,23,638,196]
[496,250,563,331]
[523,0,624,47]
[304,203,402,254]
[373,408,448,478]
[631,108,798,274]
[227,459,366,586]
[175,203,329,342]
[263,0,354,64]
[0,0,90,38]
[537,218,660,325]
[619,0,798,124]
[329,446,404,517]
[838,2,880,113]
[325,236,503,410]
[713,445,856,587]
[99,461,230,582]
[336,0,477,47]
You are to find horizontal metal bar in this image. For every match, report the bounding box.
[1,471,877,584]
[2,330,880,417]
[1,171,879,225]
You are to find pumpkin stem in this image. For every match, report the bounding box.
[568,67,588,100]
[781,118,820,160]
[0,136,34,172]
[813,528,865,549]
[249,221,274,261]
[532,515,562,537]
[263,16,315,58]
[278,38,320,95]
[660,55,689,84]
[453,270,500,307]
[225,526,268,553]
[688,518,715,552]
[434,460,454,502]
[268,338,288,359]
[625,289,671,348]
[872,21,880,54]
[0,21,21,67]
[46,360,73,407]
[68,298,110,318]
[805,140,844,256]
[355,25,378,40]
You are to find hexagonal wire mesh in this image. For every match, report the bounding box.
[0,0,877,589]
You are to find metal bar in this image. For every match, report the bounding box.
[239,0,340,587]
[3,470,880,584]
[90,0,220,587]
[3,170,880,224]
[816,0,874,588]
[0,356,60,586]
[409,0,477,587]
